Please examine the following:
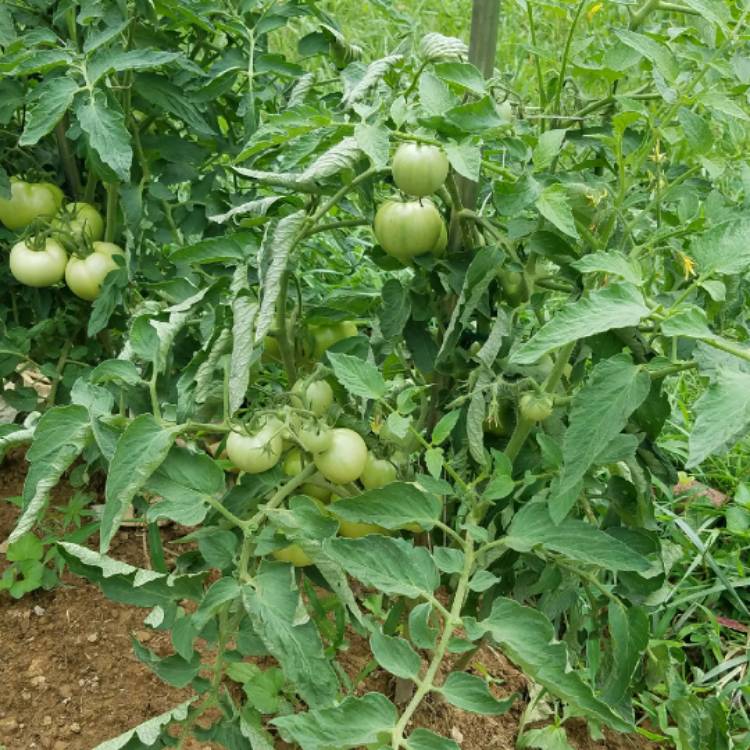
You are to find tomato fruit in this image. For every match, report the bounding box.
[379,422,418,452]
[360,454,397,490]
[9,238,68,287]
[283,447,332,500]
[391,143,450,197]
[53,202,104,242]
[292,380,334,417]
[313,428,368,485]
[519,393,554,422]
[338,518,387,538]
[226,417,284,473]
[373,199,443,262]
[308,321,358,358]
[432,220,448,257]
[272,544,312,566]
[64,241,123,301]
[498,269,529,306]
[297,422,333,454]
[0,180,63,231]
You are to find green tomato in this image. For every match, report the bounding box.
[283,448,306,477]
[519,393,554,422]
[432,220,448,257]
[308,321,358,359]
[498,269,529,306]
[338,518,387,538]
[283,447,333,501]
[0,180,63,231]
[313,428,368,485]
[226,417,284,473]
[64,241,123,301]
[379,422,418,452]
[373,199,443,262]
[391,143,450,197]
[297,422,333,454]
[292,380,334,417]
[360,454,397,490]
[272,544,312,566]
[9,238,68,287]
[53,202,104,242]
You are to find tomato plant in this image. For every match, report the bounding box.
[3,0,750,748]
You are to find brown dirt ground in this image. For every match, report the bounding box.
[0,451,663,750]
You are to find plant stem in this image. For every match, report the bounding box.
[311,167,384,224]
[550,0,586,125]
[149,368,161,421]
[54,119,81,198]
[45,339,72,408]
[526,2,547,111]
[630,0,661,29]
[304,218,370,236]
[104,182,118,242]
[391,537,475,749]
[275,270,297,385]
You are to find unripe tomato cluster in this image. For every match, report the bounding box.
[1,177,122,301]
[222,376,416,565]
[373,143,450,263]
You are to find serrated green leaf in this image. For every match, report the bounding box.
[328,482,441,531]
[242,562,338,708]
[510,284,649,365]
[371,630,421,679]
[324,535,439,598]
[506,503,651,572]
[272,693,397,750]
[101,415,179,551]
[327,351,386,400]
[480,598,632,732]
[19,77,79,146]
[436,671,515,715]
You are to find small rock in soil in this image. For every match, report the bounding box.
[27,656,45,676]
[0,716,19,734]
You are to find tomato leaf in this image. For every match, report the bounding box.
[327,351,386,400]
[8,405,91,544]
[371,630,421,679]
[478,598,633,732]
[506,502,651,572]
[324,535,440,598]
[100,415,180,551]
[510,283,649,365]
[89,701,193,750]
[436,671,516,715]
[19,76,79,146]
[272,693,397,750]
[550,354,651,522]
[328,481,441,530]
[74,91,132,180]
[241,562,338,708]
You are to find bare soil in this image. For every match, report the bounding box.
[0,451,662,750]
